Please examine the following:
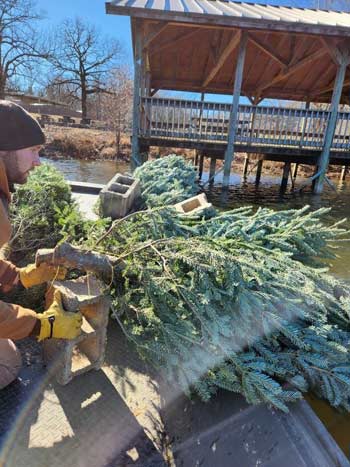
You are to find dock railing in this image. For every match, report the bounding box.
[140,96,350,151]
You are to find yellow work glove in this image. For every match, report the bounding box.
[37,290,83,342]
[20,263,67,289]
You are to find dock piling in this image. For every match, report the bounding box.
[292,163,298,179]
[255,159,263,186]
[198,152,205,181]
[194,150,199,168]
[280,162,291,192]
[243,155,249,179]
[340,165,347,181]
[209,158,216,185]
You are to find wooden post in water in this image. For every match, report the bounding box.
[281,162,291,192]
[223,31,247,188]
[209,158,216,185]
[340,165,347,181]
[194,150,199,168]
[314,52,349,194]
[198,152,205,181]
[255,159,263,186]
[292,163,299,179]
[131,21,143,171]
[243,155,249,179]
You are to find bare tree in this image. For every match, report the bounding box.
[44,76,80,108]
[0,0,49,98]
[99,66,133,155]
[50,17,122,120]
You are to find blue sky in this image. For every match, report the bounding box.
[35,0,348,66]
[34,0,348,102]
[36,0,133,63]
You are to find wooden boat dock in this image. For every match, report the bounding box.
[107,0,350,193]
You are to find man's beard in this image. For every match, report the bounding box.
[3,151,27,186]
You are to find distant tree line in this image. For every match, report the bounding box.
[0,0,132,127]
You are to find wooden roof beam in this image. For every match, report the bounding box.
[312,78,350,97]
[149,27,201,56]
[312,43,350,96]
[256,47,327,97]
[319,37,344,66]
[143,22,170,50]
[288,35,296,65]
[248,35,288,68]
[202,30,241,88]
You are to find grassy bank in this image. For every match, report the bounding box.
[41,124,194,162]
[41,125,128,160]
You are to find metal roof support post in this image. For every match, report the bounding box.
[131,22,143,171]
[223,31,247,188]
[314,60,347,194]
[299,101,310,148]
[143,46,151,97]
[197,92,205,142]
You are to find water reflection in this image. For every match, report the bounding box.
[41,157,129,185]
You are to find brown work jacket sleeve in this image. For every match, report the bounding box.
[0,258,20,289]
[0,197,11,248]
[0,260,37,340]
[0,163,37,340]
[0,300,37,340]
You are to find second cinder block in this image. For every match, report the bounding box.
[174,193,213,216]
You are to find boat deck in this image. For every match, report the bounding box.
[1,324,348,467]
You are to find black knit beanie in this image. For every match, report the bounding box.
[0,100,45,151]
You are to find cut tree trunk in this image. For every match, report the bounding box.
[36,242,119,283]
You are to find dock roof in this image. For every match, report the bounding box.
[106,1,350,37]
[106,1,350,103]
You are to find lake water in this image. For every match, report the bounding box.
[41,157,129,185]
[44,156,350,280]
[44,156,350,454]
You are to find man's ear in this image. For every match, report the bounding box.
[0,200,11,247]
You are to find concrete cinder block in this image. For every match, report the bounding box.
[174,193,213,216]
[99,173,141,219]
[43,276,110,385]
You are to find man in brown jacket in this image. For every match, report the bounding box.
[0,101,82,389]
